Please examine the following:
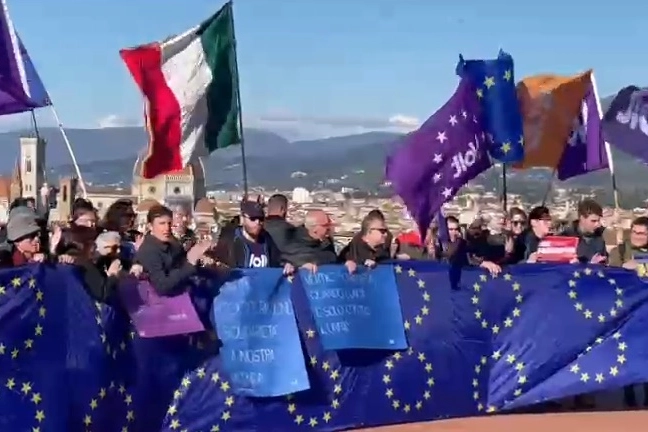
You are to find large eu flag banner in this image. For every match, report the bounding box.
[3,262,648,432]
[160,263,648,431]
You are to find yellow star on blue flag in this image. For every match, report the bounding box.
[456,49,524,163]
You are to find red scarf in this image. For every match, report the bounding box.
[11,249,30,266]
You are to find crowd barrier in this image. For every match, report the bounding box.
[1,262,647,432]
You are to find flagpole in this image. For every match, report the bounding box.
[501,163,508,212]
[229,0,249,196]
[29,110,40,139]
[590,73,620,210]
[541,168,557,206]
[48,105,88,198]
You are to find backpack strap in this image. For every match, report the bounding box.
[618,242,627,263]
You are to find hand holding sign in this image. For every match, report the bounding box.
[536,236,579,263]
[212,269,309,397]
[300,265,407,350]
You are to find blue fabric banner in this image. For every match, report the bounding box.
[212,269,309,397]
[301,265,408,350]
[3,263,648,431]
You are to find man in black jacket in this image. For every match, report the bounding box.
[264,194,295,255]
[283,210,355,273]
[135,205,213,296]
[510,206,553,263]
[215,201,294,274]
[339,210,392,266]
[562,199,608,264]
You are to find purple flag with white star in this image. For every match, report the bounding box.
[385,77,492,236]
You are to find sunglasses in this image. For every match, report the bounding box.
[512,220,526,226]
[372,228,388,234]
[247,216,264,222]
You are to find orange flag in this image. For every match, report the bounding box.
[514,70,592,169]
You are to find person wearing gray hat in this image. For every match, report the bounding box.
[8,206,35,221]
[3,213,42,267]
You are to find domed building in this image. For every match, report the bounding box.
[52,150,211,225]
[130,154,207,204]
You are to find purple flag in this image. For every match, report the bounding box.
[118,277,205,338]
[557,82,609,180]
[602,85,648,165]
[385,77,492,236]
[0,0,51,115]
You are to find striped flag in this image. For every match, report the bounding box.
[120,1,240,179]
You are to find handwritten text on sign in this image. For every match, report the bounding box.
[300,265,408,350]
[212,269,309,397]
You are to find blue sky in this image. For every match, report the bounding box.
[7,0,646,140]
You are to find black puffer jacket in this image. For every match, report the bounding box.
[282,226,338,267]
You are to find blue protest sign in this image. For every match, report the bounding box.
[212,269,310,397]
[300,265,408,350]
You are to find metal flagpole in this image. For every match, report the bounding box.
[501,163,508,212]
[541,168,557,206]
[229,0,249,196]
[590,72,619,210]
[48,105,88,198]
[29,110,40,139]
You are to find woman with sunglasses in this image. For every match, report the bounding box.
[508,208,527,237]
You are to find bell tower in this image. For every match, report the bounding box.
[19,136,47,212]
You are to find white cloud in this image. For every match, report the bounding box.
[0,110,55,132]
[89,111,420,141]
[250,112,420,140]
[97,114,142,129]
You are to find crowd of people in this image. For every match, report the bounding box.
[0,192,646,407]
[0,194,647,304]
[0,194,648,301]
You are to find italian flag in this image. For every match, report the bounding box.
[120,1,240,179]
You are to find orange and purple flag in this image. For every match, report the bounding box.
[515,71,592,170]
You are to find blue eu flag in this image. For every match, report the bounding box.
[7,262,648,431]
[456,50,525,163]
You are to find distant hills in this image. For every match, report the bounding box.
[0,92,645,206]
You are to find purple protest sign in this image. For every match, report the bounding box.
[118,277,205,338]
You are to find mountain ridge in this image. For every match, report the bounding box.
[0,93,644,207]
